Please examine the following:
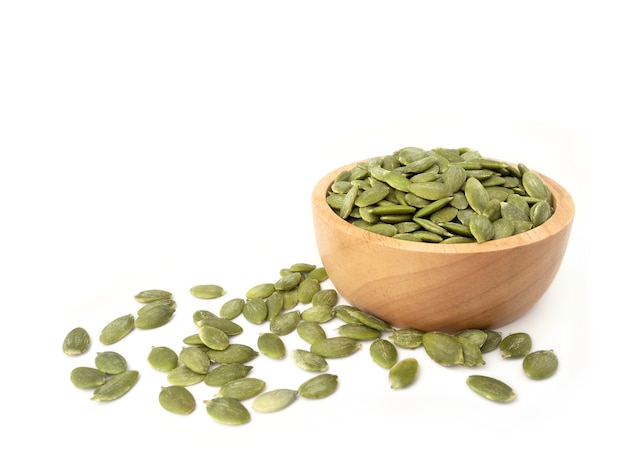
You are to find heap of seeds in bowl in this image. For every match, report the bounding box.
[325,146,554,243]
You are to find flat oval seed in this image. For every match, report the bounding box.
[70,367,106,389]
[464,176,490,214]
[274,272,302,291]
[198,325,230,351]
[195,311,243,336]
[422,332,464,366]
[456,337,485,367]
[269,310,301,336]
[480,330,502,353]
[390,328,425,349]
[257,332,286,359]
[216,377,266,400]
[388,357,419,389]
[349,309,393,332]
[298,373,338,399]
[137,298,176,316]
[159,385,196,415]
[134,305,175,330]
[204,363,253,387]
[91,370,139,402]
[95,351,128,374]
[206,344,258,364]
[310,337,362,358]
[308,266,329,282]
[99,314,135,345]
[147,346,179,371]
[523,349,558,379]
[336,323,381,340]
[311,289,339,308]
[219,298,245,320]
[297,321,327,344]
[301,305,335,323]
[265,291,285,320]
[167,365,206,386]
[246,283,276,299]
[190,284,226,299]
[466,375,516,403]
[63,327,90,355]
[455,329,488,348]
[242,298,268,324]
[500,332,532,358]
[179,347,211,374]
[252,389,298,413]
[297,277,321,304]
[205,397,250,425]
[369,338,398,369]
[291,349,329,372]
[134,289,172,303]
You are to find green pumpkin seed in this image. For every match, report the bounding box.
[336,323,381,340]
[206,343,258,364]
[390,328,425,349]
[297,277,321,304]
[522,169,552,204]
[99,314,135,345]
[422,331,464,366]
[339,183,359,219]
[147,346,179,371]
[308,266,328,282]
[245,283,275,299]
[282,288,299,310]
[269,310,301,336]
[296,321,327,344]
[205,397,250,425]
[355,185,390,207]
[70,366,106,389]
[289,262,317,273]
[194,311,243,335]
[190,284,226,299]
[310,337,362,358]
[523,349,558,379]
[167,365,206,386]
[95,351,128,374]
[456,337,485,367]
[179,346,211,374]
[298,373,338,399]
[500,332,532,358]
[204,363,253,387]
[134,289,173,303]
[265,291,285,320]
[137,298,176,316]
[92,370,139,402]
[198,325,230,351]
[455,329,488,348]
[469,214,495,243]
[159,385,196,415]
[388,358,419,389]
[252,389,298,413]
[242,298,268,324]
[134,304,175,329]
[63,327,90,355]
[219,298,245,320]
[530,200,552,226]
[257,332,286,359]
[274,272,303,291]
[369,338,398,369]
[216,377,266,400]
[291,349,329,372]
[311,289,339,308]
[466,375,516,403]
[301,305,335,323]
[480,330,502,353]
[348,308,393,331]
[408,181,452,201]
[182,333,204,345]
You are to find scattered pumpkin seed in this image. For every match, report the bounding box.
[219,298,245,320]
[500,332,532,358]
[216,377,266,400]
[296,321,327,344]
[336,323,381,340]
[179,346,211,374]
[70,366,106,389]
[63,327,90,355]
[252,389,298,413]
[297,277,321,303]
[134,289,173,303]
[167,365,206,386]
[194,311,244,336]
[159,385,196,415]
[204,363,253,387]
[422,331,464,366]
[99,314,135,345]
[298,373,338,399]
[523,349,558,379]
[388,358,419,389]
[269,310,301,336]
[190,284,226,299]
[480,330,502,353]
[257,332,286,359]
[466,375,516,403]
[242,298,268,324]
[301,305,335,323]
[137,298,176,316]
[92,370,139,402]
[134,303,175,329]
[94,351,128,374]
[205,397,251,425]
[390,328,424,349]
[369,338,398,369]
[198,324,230,351]
[206,343,258,364]
[147,346,179,371]
[291,349,329,372]
[310,337,362,358]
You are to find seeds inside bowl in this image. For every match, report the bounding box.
[325,146,554,243]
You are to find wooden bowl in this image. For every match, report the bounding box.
[311,161,575,333]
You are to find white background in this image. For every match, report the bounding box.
[1,1,621,468]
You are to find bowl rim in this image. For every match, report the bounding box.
[312,159,575,254]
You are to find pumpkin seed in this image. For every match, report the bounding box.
[246,283,276,299]
[298,373,338,399]
[369,338,398,369]
[134,289,172,303]
[523,349,558,379]
[388,358,419,389]
[269,310,301,336]
[390,328,425,349]
[95,351,128,375]
[311,289,339,308]
[147,346,179,371]
[63,327,90,355]
[274,272,303,291]
[422,331,464,366]
[198,324,230,351]
[301,305,335,323]
[500,332,532,358]
[70,366,106,389]
[291,349,329,372]
[265,291,285,320]
[297,277,321,304]
[336,323,381,340]
[456,337,485,367]
[167,365,206,386]
[206,343,258,364]
[455,329,488,348]
[99,314,135,345]
[179,346,211,374]
[480,330,502,353]
[194,311,243,335]
[348,308,393,332]
[137,298,176,316]
[159,385,196,415]
[205,397,251,425]
[242,298,268,324]
[92,370,139,402]
[219,298,245,320]
[252,389,298,413]
[190,284,226,299]
[216,377,266,400]
[308,266,329,282]
[135,304,175,329]
[466,375,516,402]
[257,332,286,359]
[296,321,327,344]
[310,337,362,358]
[204,363,253,387]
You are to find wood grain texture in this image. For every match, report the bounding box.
[312,161,575,333]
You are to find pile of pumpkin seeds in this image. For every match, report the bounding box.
[326,146,554,243]
[62,262,559,424]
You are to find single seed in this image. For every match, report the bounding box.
[466,375,516,403]
[269,310,301,336]
[523,349,558,379]
[198,324,230,351]
[390,328,425,349]
[369,338,398,369]
[500,332,532,358]
[179,346,211,374]
[204,363,253,387]
[205,397,250,425]
[422,331,464,366]
[291,349,329,372]
[216,377,266,400]
[480,330,502,353]
[190,284,226,299]
[296,321,327,344]
[289,262,317,273]
[252,389,298,413]
[274,272,302,291]
[348,308,393,331]
[134,289,172,303]
[135,304,175,329]
[159,385,196,415]
[308,267,328,282]
[167,365,206,386]
[147,346,179,371]
[311,289,339,308]
[91,370,139,402]
[95,351,128,374]
[99,314,135,345]
[297,277,321,304]
[301,305,335,323]
[310,337,362,358]
[455,329,488,348]
[206,343,258,364]
[456,337,485,367]
[70,366,106,389]
[336,323,381,340]
[63,327,90,355]
[257,332,286,359]
[137,298,176,316]
[242,298,268,324]
[388,358,419,389]
[219,298,245,320]
[245,283,276,299]
[265,291,284,320]
[298,373,338,399]
[194,311,243,335]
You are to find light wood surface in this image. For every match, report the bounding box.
[312,161,575,333]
